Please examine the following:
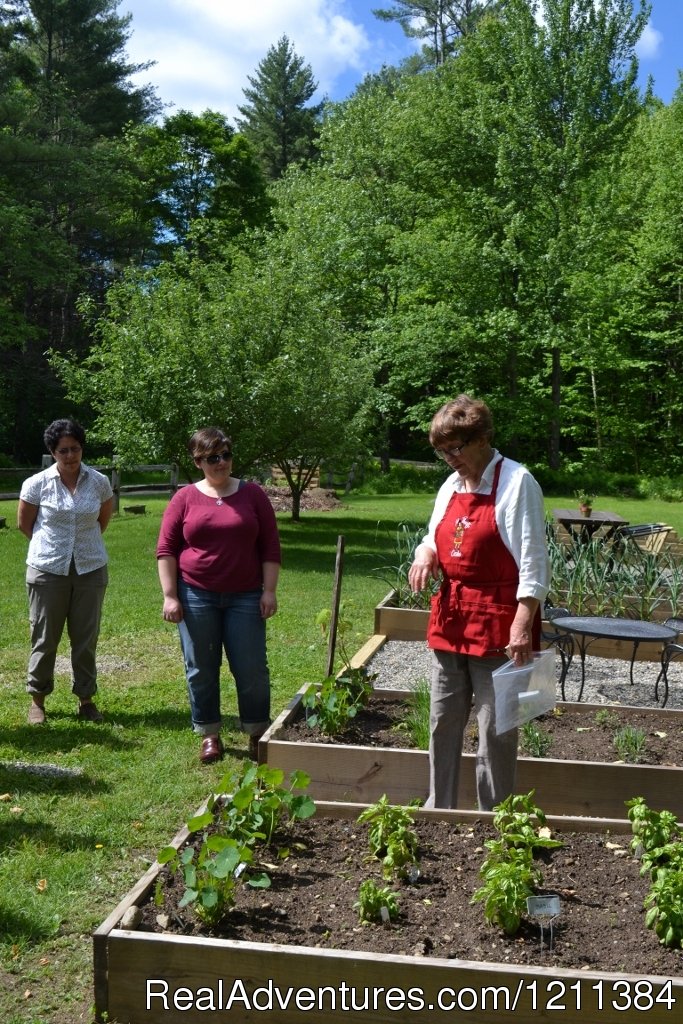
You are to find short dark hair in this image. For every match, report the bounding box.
[187,427,232,461]
[44,418,86,452]
[428,395,494,449]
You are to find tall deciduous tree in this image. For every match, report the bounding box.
[363,0,650,467]
[54,241,373,519]
[132,109,270,253]
[236,36,323,181]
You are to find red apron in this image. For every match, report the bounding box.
[427,459,540,656]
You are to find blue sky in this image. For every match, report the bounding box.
[121,1,681,122]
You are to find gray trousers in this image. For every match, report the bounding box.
[26,563,108,700]
[426,649,518,811]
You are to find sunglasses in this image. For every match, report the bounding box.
[203,450,233,464]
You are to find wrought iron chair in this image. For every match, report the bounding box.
[613,523,672,557]
[655,617,683,705]
[542,604,574,699]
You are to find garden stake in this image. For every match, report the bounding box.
[325,535,345,677]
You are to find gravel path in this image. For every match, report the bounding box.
[368,640,683,709]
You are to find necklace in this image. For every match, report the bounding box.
[216,497,224,506]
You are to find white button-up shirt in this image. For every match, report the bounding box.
[419,450,550,603]
[20,463,113,575]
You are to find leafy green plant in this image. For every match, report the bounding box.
[626,797,682,871]
[303,671,374,734]
[613,725,647,763]
[627,798,683,948]
[304,602,376,734]
[471,848,542,935]
[354,879,399,923]
[520,721,552,757]
[491,792,563,853]
[357,795,420,880]
[574,489,595,509]
[644,851,683,948]
[157,764,316,925]
[472,792,562,936]
[215,762,316,846]
[157,835,266,926]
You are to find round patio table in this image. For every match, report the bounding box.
[552,615,678,705]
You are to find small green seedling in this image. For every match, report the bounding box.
[520,721,552,758]
[357,795,420,880]
[613,726,647,763]
[354,879,399,923]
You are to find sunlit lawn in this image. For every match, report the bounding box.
[0,487,680,1023]
[0,491,433,1024]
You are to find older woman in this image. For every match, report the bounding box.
[18,418,114,724]
[408,395,549,810]
[157,427,281,764]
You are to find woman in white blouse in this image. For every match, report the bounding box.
[18,419,114,724]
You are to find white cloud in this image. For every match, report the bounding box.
[636,22,663,61]
[124,0,372,120]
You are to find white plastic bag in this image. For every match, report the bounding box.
[492,649,556,735]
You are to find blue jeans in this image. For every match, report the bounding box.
[177,581,271,737]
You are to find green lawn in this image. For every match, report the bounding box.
[0,488,680,1023]
[0,492,432,1024]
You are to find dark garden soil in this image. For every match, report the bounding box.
[140,815,682,978]
[278,696,683,765]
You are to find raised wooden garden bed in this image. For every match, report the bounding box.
[94,800,683,1024]
[259,685,683,820]
[374,590,669,659]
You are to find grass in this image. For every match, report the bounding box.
[0,491,432,1024]
[0,486,680,1022]
[543,494,683,538]
[398,677,431,750]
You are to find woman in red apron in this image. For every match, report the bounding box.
[408,396,549,810]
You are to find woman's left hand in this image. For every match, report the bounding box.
[260,591,278,619]
[506,626,532,665]
[506,598,539,665]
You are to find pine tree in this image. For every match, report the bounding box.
[0,0,160,458]
[236,36,322,181]
[372,1,496,66]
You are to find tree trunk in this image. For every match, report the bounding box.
[550,346,561,470]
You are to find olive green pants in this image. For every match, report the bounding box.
[26,562,108,700]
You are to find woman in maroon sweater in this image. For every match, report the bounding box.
[157,427,281,764]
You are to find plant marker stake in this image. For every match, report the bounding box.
[526,895,561,954]
[325,536,345,678]
[380,905,391,926]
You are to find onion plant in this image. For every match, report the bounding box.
[546,521,683,620]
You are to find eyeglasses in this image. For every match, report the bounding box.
[434,441,470,460]
[203,450,233,464]
[55,445,82,456]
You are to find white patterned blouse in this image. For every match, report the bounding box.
[20,463,113,575]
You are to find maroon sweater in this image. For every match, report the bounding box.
[156,482,281,593]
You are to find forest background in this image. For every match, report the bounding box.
[1,0,682,504]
